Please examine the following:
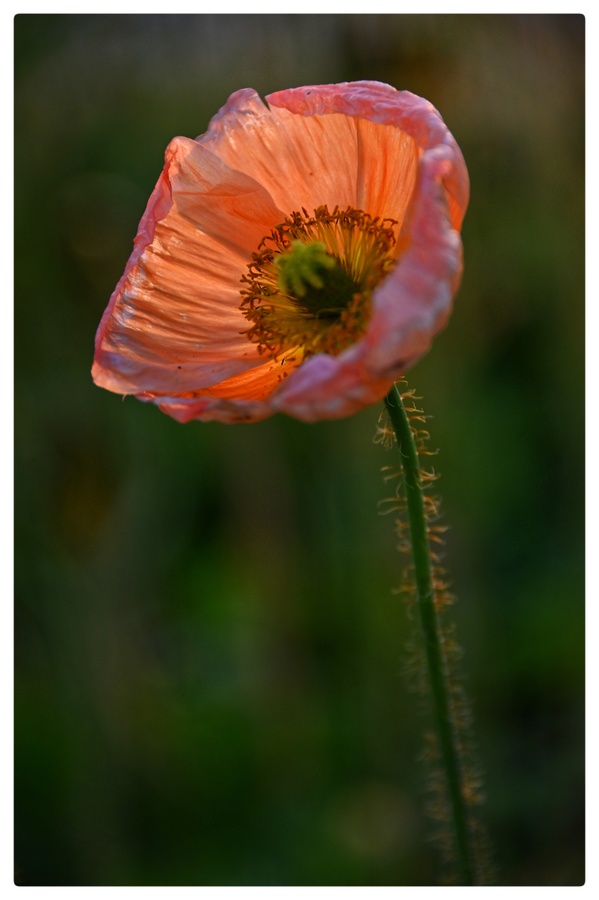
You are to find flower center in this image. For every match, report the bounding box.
[240,206,398,364]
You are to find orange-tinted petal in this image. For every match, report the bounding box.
[267,82,468,230]
[198,89,359,216]
[198,87,420,229]
[93,136,285,396]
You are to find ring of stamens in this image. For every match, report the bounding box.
[240,205,398,366]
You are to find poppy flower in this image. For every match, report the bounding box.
[92,81,469,423]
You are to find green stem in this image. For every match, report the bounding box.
[384,383,475,886]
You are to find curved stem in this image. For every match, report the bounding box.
[384,383,475,886]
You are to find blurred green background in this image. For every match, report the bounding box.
[14,14,584,887]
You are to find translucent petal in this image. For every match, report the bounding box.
[93,137,285,395]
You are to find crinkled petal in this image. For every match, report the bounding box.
[93,136,285,395]
[154,395,272,425]
[363,149,464,374]
[199,87,420,228]
[267,81,468,231]
[198,89,359,216]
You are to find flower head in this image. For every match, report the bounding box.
[92,82,469,423]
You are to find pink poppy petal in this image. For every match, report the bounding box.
[272,350,393,422]
[93,136,285,396]
[139,360,288,422]
[267,81,468,229]
[200,86,423,230]
[155,395,272,425]
[199,88,359,215]
[363,148,464,375]
[132,354,293,424]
